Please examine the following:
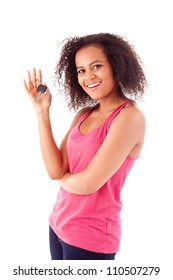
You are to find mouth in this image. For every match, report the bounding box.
[87,82,101,89]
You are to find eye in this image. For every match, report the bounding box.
[92,64,102,70]
[77,68,85,74]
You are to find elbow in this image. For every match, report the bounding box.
[49,175,61,180]
[48,170,67,180]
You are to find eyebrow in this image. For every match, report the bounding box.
[76,60,104,69]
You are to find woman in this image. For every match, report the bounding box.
[24,33,147,260]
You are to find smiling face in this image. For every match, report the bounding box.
[75,45,118,101]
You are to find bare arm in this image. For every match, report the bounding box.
[36,110,68,179]
[23,68,87,179]
[58,106,146,194]
[36,109,87,179]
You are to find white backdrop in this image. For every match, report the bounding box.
[0,0,172,279]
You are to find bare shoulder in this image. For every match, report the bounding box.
[60,106,92,145]
[111,101,146,133]
[120,101,145,124]
[108,102,146,157]
[65,106,93,132]
[73,106,93,122]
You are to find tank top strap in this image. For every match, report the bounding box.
[76,111,91,126]
[77,99,129,128]
[106,99,129,124]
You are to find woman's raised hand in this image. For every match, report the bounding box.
[23,68,52,113]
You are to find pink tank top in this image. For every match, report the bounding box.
[49,100,137,253]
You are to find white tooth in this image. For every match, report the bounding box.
[88,82,100,88]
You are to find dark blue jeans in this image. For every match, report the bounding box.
[49,226,116,260]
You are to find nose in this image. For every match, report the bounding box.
[85,70,96,81]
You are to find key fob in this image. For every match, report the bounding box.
[37,84,47,93]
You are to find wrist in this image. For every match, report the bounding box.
[36,109,50,121]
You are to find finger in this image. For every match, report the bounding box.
[23,79,30,94]
[38,69,42,84]
[27,70,33,90]
[32,68,37,88]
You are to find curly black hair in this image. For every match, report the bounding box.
[54,33,147,111]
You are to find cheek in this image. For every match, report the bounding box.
[77,76,84,87]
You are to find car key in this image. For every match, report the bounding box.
[36,84,47,102]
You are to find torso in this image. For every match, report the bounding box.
[79,109,114,135]
[79,100,133,135]
[78,100,145,159]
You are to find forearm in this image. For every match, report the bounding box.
[58,170,99,195]
[37,110,67,179]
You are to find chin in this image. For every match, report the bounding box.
[87,92,104,100]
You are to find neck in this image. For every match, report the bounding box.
[96,97,127,113]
